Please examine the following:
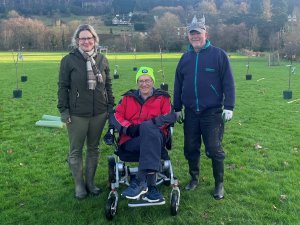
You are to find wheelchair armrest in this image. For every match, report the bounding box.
[165,124,174,150]
[104,127,116,145]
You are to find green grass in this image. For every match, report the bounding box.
[0,52,299,225]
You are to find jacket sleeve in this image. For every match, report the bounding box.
[152,96,176,127]
[57,56,70,115]
[220,51,235,111]
[102,55,115,112]
[173,56,184,112]
[110,97,132,134]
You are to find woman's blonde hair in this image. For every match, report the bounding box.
[71,24,99,48]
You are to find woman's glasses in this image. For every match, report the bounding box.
[78,37,94,42]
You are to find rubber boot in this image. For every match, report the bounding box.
[186,159,199,190]
[85,153,101,195]
[212,159,224,200]
[69,157,87,199]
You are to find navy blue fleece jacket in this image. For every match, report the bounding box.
[173,40,235,113]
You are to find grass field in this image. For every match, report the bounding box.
[0,51,299,225]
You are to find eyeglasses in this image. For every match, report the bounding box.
[78,37,94,42]
[138,79,153,85]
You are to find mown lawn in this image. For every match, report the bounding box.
[0,52,299,225]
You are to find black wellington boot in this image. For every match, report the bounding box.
[186,159,200,191]
[212,159,224,200]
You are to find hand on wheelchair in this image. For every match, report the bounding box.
[126,124,140,138]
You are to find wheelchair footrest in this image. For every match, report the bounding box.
[128,199,165,207]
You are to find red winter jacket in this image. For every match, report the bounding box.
[113,89,172,145]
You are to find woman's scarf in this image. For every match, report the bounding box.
[78,47,103,90]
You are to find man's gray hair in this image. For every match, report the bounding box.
[71,24,99,48]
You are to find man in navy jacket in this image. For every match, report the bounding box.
[173,16,235,199]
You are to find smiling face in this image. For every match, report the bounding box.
[188,30,208,52]
[137,75,154,99]
[78,30,95,52]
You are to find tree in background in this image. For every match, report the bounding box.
[148,12,182,51]
[271,0,288,33]
[196,0,217,15]
[112,0,135,14]
[151,6,185,22]
[210,22,248,51]
[0,14,49,50]
[280,7,300,59]
[219,0,240,23]
[249,26,261,51]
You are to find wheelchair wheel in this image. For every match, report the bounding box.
[108,156,116,183]
[105,196,117,220]
[170,191,179,216]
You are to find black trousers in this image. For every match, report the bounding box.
[183,108,225,162]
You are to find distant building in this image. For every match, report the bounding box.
[112,13,132,25]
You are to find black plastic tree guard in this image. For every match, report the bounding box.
[21,75,27,82]
[283,90,292,99]
[160,83,168,91]
[246,74,252,80]
[13,89,22,98]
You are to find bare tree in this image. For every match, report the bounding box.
[281,15,300,59]
[149,12,182,51]
[249,26,261,51]
[211,23,249,51]
[196,0,217,15]
[0,15,49,50]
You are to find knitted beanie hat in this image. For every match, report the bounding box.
[136,67,155,83]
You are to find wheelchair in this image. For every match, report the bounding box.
[103,124,180,220]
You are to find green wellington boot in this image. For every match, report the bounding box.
[69,157,87,199]
[85,155,101,195]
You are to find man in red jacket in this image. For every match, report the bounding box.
[111,67,176,205]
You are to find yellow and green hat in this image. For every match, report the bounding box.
[136,67,155,83]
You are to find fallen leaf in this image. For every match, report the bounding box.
[7,149,13,154]
[280,194,287,201]
[227,164,236,170]
[202,211,210,219]
[255,143,262,149]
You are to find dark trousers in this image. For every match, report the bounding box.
[184,108,225,162]
[122,120,163,172]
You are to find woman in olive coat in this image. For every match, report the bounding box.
[58,24,114,199]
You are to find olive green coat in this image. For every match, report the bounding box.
[57,48,114,119]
